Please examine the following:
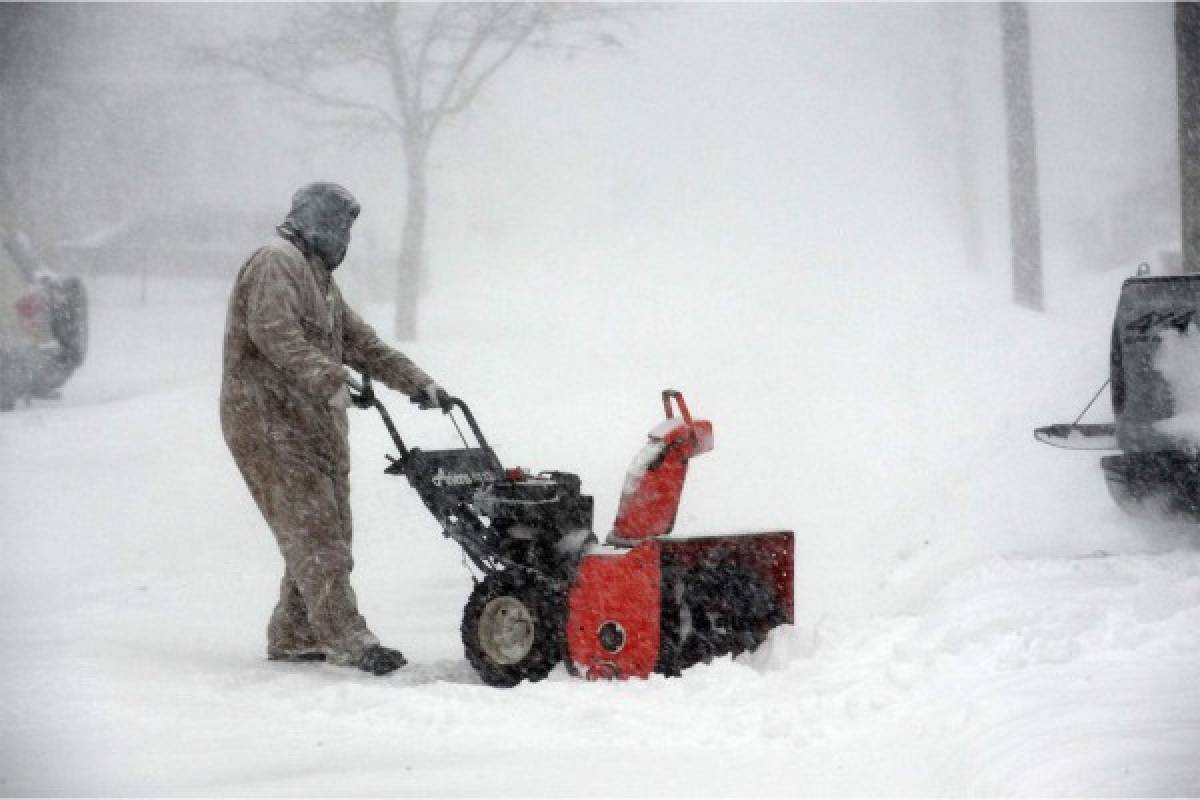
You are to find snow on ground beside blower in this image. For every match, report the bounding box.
[1,262,1198,795]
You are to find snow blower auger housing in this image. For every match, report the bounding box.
[1035,267,1200,520]
[347,375,794,686]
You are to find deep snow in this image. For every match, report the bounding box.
[1,261,1199,796]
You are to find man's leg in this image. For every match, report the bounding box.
[267,571,323,661]
[226,442,318,660]
[229,440,378,666]
[268,458,379,665]
[328,469,405,674]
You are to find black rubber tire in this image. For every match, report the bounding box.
[0,378,14,412]
[50,277,88,369]
[0,352,20,411]
[1102,452,1200,522]
[461,571,563,688]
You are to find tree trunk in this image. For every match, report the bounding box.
[394,142,427,341]
[1179,2,1200,273]
[1001,2,1044,311]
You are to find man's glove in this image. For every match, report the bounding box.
[412,382,453,413]
[329,385,352,411]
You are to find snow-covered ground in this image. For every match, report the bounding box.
[2,261,1198,796]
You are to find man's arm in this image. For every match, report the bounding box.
[244,249,345,403]
[341,301,432,398]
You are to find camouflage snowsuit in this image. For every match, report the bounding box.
[220,237,431,664]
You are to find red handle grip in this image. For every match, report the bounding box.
[661,389,693,425]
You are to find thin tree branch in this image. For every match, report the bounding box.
[195,2,638,168]
[420,5,503,139]
[201,48,404,134]
[381,4,415,129]
[414,3,452,110]
[436,9,543,127]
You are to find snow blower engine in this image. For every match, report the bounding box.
[1035,265,1200,521]
[347,374,794,687]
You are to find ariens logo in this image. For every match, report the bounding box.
[431,466,496,488]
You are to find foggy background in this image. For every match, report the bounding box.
[0,3,1180,317]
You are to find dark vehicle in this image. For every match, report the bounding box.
[1036,265,1200,520]
[0,232,88,411]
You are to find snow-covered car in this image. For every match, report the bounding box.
[0,233,88,411]
[1036,265,1200,520]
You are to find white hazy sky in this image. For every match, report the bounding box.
[31,3,1181,289]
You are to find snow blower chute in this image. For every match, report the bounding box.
[347,376,794,686]
[1034,265,1200,520]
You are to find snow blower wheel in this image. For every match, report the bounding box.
[461,571,564,688]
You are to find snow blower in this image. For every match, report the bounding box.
[347,375,794,686]
[1034,264,1200,521]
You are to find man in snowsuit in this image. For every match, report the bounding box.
[220,182,450,676]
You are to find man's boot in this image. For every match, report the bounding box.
[267,648,326,663]
[358,644,407,675]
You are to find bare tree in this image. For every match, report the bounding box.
[1179,2,1200,274]
[1001,2,1044,311]
[204,3,631,339]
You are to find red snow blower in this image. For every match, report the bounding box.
[348,375,794,686]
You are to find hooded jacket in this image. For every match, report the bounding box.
[220,236,431,475]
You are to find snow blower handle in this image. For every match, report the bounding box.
[662,389,694,425]
[345,371,495,458]
[444,394,494,454]
[660,389,712,455]
[347,372,376,410]
[346,372,409,460]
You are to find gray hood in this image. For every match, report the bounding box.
[280,182,360,270]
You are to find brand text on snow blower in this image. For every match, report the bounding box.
[431,467,497,487]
